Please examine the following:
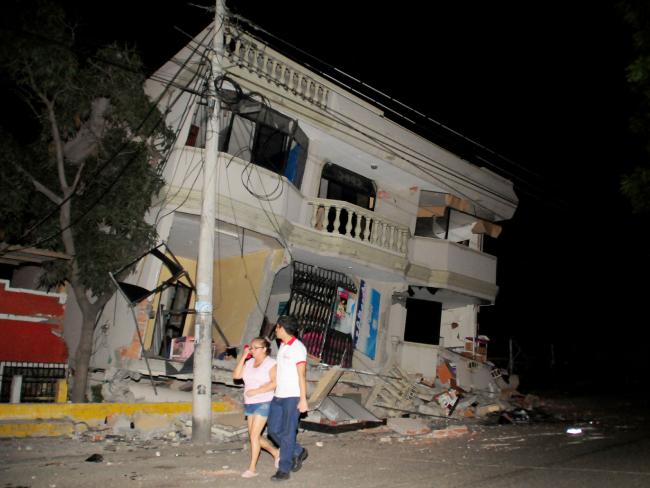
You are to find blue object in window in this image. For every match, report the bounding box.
[285,143,301,183]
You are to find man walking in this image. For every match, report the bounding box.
[267,315,309,481]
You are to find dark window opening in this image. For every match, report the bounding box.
[252,124,288,174]
[155,282,193,359]
[320,163,376,210]
[319,163,376,235]
[415,212,449,239]
[186,93,309,189]
[403,298,442,345]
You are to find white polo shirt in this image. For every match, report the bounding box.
[274,336,307,398]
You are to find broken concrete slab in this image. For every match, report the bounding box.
[386,417,431,436]
[308,367,343,410]
[431,425,469,439]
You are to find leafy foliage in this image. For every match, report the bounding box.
[619,0,650,213]
[0,0,172,296]
[0,0,174,400]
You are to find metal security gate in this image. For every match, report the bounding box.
[285,262,356,367]
[0,362,67,403]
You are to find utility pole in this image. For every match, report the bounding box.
[192,0,223,443]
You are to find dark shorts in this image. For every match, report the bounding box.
[244,401,271,417]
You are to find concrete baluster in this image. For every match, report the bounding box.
[354,210,362,240]
[333,205,342,234]
[310,204,319,229]
[345,208,354,237]
[283,66,291,89]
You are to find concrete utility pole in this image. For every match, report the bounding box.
[192,0,223,443]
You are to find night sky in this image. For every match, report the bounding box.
[8,1,650,389]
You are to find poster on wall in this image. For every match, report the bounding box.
[353,281,380,360]
[332,287,356,334]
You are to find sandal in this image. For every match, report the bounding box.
[241,470,258,478]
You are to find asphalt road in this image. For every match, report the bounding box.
[1,395,649,488]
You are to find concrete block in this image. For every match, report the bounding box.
[476,404,501,416]
[132,413,175,438]
[386,417,431,436]
[431,425,469,439]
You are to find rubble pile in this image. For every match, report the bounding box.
[303,346,538,432]
[93,341,539,438]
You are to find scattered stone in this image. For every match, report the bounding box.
[431,425,470,439]
[85,453,104,463]
[387,417,431,436]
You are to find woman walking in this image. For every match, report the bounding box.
[233,337,280,478]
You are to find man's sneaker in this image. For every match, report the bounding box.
[271,470,290,482]
[291,448,309,472]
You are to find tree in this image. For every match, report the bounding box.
[0,1,172,401]
[620,0,650,214]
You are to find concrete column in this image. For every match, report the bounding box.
[10,375,22,403]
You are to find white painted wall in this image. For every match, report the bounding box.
[409,237,497,285]
[350,279,405,371]
[374,183,420,232]
[266,292,291,325]
[440,305,478,348]
[400,342,439,377]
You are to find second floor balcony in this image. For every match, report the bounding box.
[161,147,500,301]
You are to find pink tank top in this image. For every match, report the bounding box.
[242,356,276,404]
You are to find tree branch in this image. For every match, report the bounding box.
[11,161,62,204]
[70,160,86,193]
[63,97,110,164]
[42,97,69,192]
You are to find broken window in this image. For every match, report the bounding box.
[187,93,309,189]
[185,100,209,148]
[110,244,196,360]
[416,190,499,248]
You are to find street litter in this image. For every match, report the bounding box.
[85,453,103,462]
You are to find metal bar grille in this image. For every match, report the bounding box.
[0,362,67,403]
[286,262,356,367]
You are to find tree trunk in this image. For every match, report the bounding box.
[70,307,98,402]
[68,277,108,403]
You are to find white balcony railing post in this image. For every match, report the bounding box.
[306,198,409,256]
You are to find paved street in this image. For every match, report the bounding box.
[1,395,649,488]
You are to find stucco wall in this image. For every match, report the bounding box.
[440,305,478,348]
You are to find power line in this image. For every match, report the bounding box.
[226,13,549,188]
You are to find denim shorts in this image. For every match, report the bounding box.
[244,401,271,417]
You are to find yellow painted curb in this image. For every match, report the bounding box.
[0,401,235,424]
[0,419,74,438]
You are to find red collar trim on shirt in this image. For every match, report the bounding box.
[283,336,297,345]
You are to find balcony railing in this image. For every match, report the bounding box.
[306,198,409,255]
[224,22,329,109]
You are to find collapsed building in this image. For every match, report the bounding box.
[58,15,521,423]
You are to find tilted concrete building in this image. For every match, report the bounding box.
[85,17,518,381]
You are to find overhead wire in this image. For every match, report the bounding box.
[152,53,212,224]
[224,70,520,218]
[227,13,551,189]
[183,27,524,212]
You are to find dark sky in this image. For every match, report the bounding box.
[22,1,650,384]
